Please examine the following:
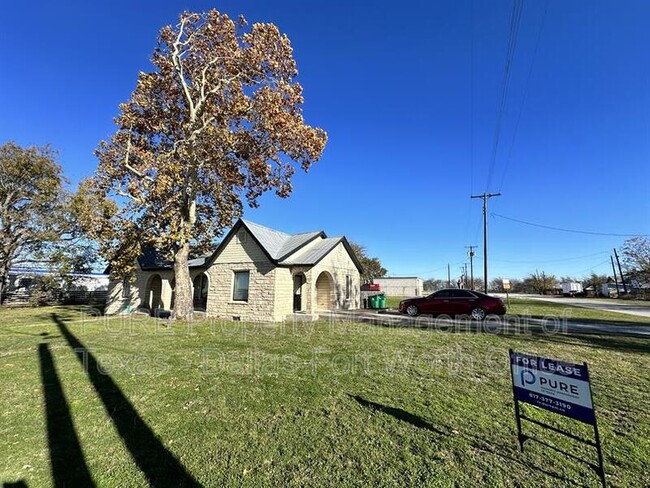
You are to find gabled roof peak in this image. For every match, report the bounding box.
[239,219,326,261]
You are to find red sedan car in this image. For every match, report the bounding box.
[398,289,506,320]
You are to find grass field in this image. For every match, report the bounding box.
[1,306,649,487]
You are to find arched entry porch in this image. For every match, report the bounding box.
[193,273,209,311]
[315,271,334,311]
[146,274,163,312]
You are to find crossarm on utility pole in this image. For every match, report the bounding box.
[471,193,501,293]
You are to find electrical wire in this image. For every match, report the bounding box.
[492,213,649,237]
[567,260,611,276]
[491,250,609,264]
[485,0,524,192]
[498,0,548,193]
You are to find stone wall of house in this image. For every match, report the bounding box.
[105,229,361,321]
[309,242,360,310]
[273,267,293,321]
[205,226,279,322]
[105,268,190,315]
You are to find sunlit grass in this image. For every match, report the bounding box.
[1,306,648,487]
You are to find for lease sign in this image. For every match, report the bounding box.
[510,351,595,424]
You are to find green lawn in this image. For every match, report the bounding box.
[1,306,649,487]
[506,298,650,325]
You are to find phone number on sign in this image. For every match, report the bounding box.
[528,393,572,410]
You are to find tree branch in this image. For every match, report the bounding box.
[172,17,196,120]
[122,128,154,183]
[115,190,145,205]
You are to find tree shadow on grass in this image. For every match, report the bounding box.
[352,313,650,355]
[3,480,28,487]
[498,329,650,355]
[38,342,95,487]
[348,394,446,435]
[50,313,200,487]
[348,394,580,485]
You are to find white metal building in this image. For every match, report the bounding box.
[373,277,423,297]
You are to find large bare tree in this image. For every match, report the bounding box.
[85,10,326,319]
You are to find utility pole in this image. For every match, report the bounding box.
[466,245,477,290]
[447,263,451,288]
[464,263,468,288]
[471,192,501,293]
[610,255,620,297]
[613,248,627,295]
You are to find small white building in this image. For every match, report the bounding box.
[7,269,109,292]
[373,277,423,297]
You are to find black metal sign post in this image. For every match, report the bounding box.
[509,350,606,487]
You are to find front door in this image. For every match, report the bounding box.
[293,275,303,312]
[424,290,453,315]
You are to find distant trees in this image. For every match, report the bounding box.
[0,142,95,303]
[349,242,387,283]
[621,236,650,282]
[523,271,557,295]
[423,278,447,291]
[585,273,609,289]
[470,277,484,291]
[489,277,509,292]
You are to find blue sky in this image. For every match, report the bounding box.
[1,1,649,280]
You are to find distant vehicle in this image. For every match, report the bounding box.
[398,289,506,320]
[561,282,583,297]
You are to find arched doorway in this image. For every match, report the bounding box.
[147,274,163,311]
[315,271,334,311]
[293,273,306,312]
[193,273,209,311]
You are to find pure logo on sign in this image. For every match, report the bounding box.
[520,369,580,396]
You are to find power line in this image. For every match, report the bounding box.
[485,0,524,192]
[492,251,609,264]
[499,0,548,192]
[568,260,611,276]
[492,213,648,237]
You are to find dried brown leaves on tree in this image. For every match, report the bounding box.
[84,10,327,318]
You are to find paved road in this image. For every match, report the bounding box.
[323,309,650,337]
[515,295,650,319]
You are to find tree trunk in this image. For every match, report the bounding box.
[0,265,8,306]
[172,241,193,320]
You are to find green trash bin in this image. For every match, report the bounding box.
[370,295,378,309]
[378,294,386,309]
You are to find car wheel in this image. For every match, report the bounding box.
[406,305,420,317]
[470,307,486,321]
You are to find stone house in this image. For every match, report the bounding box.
[105,219,363,321]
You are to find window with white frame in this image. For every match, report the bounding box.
[233,271,250,302]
